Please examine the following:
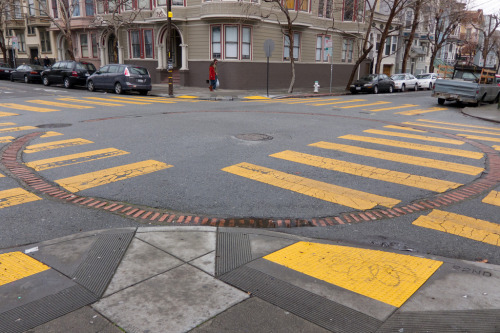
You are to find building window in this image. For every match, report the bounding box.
[242,27,251,59]
[341,38,354,63]
[18,33,26,52]
[27,26,36,35]
[85,0,94,15]
[80,34,89,57]
[52,0,58,17]
[285,0,308,11]
[138,0,151,9]
[72,0,80,16]
[343,0,363,22]
[14,0,22,18]
[172,0,183,5]
[391,36,397,53]
[144,29,153,58]
[284,32,300,60]
[130,30,141,58]
[91,33,98,57]
[39,0,48,15]
[316,35,331,62]
[405,10,413,28]
[211,26,221,59]
[157,0,166,5]
[385,37,391,56]
[318,0,332,18]
[128,29,154,59]
[225,26,238,59]
[28,0,36,16]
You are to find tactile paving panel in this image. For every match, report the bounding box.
[0,252,49,287]
[215,232,252,276]
[264,242,442,307]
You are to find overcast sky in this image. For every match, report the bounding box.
[469,0,500,15]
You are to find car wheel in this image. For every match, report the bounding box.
[139,90,148,96]
[114,82,123,94]
[401,84,405,92]
[24,75,29,83]
[373,85,379,94]
[413,84,418,91]
[429,83,433,90]
[63,77,72,89]
[42,76,50,86]
[10,74,14,82]
[388,85,393,93]
[87,80,95,92]
[437,98,445,105]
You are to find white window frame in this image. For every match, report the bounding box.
[224,25,239,59]
[283,32,300,61]
[241,26,252,60]
[341,38,353,63]
[211,25,221,59]
[80,33,89,57]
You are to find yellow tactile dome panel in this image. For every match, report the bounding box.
[0,252,50,286]
[264,242,442,307]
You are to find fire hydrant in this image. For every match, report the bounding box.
[313,81,320,93]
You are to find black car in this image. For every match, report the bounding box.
[350,74,394,94]
[10,64,45,83]
[41,60,97,88]
[87,64,152,95]
[0,62,14,80]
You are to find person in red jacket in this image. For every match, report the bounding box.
[209,59,218,91]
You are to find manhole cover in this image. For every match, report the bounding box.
[36,123,72,128]
[235,133,273,141]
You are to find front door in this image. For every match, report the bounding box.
[108,35,118,64]
[30,48,39,62]
[383,64,392,76]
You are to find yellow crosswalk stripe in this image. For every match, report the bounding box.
[482,190,500,207]
[41,131,64,138]
[0,126,37,134]
[403,122,500,136]
[24,138,94,153]
[243,98,303,103]
[384,125,427,132]
[313,99,366,106]
[0,103,59,112]
[396,107,447,115]
[287,98,340,104]
[271,150,461,192]
[0,111,19,117]
[339,135,482,159]
[494,145,500,151]
[363,129,464,145]
[83,97,152,105]
[26,148,129,171]
[309,141,483,175]
[222,162,400,209]
[367,104,418,112]
[176,95,199,99]
[339,101,391,108]
[57,98,125,106]
[55,160,173,192]
[0,252,50,286]
[413,210,500,247]
[0,122,16,126]
[415,119,500,132]
[0,188,42,209]
[26,100,94,109]
[105,96,175,104]
[0,136,14,143]
[457,134,500,143]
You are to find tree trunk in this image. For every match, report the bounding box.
[345,53,369,91]
[288,57,295,93]
[66,33,75,60]
[429,48,437,73]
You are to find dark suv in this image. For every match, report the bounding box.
[41,60,96,88]
[87,64,152,95]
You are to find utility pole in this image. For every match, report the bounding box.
[166,0,173,96]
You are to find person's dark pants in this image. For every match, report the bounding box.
[210,79,216,91]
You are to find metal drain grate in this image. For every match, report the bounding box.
[216,232,252,277]
[220,266,382,333]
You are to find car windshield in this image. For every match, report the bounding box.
[360,74,377,81]
[76,63,97,71]
[129,67,149,75]
[416,74,431,79]
[454,70,479,81]
[391,74,406,80]
[31,65,45,70]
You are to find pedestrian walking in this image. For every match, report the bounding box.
[208,59,218,91]
[43,56,51,68]
[33,56,41,65]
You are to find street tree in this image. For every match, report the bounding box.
[0,0,10,63]
[400,0,422,73]
[473,13,500,68]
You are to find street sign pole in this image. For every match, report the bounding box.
[263,39,274,97]
[167,0,173,96]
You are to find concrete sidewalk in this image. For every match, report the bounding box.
[1,227,500,333]
[462,103,500,123]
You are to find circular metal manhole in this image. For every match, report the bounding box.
[36,123,72,128]
[235,133,273,141]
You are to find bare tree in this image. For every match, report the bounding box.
[401,0,421,72]
[0,0,10,63]
[473,13,500,67]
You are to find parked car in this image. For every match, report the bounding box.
[0,62,14,80]
[391,73,418,92]
[350,74,394,94]
[86,64,152,95]
[416,73,438,90]
[10,64,45,83]
[41,60,96,88]
[496,74,500,87]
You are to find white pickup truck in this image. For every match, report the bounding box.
[432,65,500,106]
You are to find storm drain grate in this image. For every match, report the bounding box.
[72,232,134,296]
[376,310,500,333]
[215,232,252,277]
[0,284,98,333]
[220,266,382,333]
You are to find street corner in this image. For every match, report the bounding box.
[0,251,50,288]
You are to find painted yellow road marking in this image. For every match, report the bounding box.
[0,188,42,209]
[0,122,16,126]
[55,160,173,193]
[26,148,129,171]
[242,98,303,103]
[363,129,464,145]
[384,125,427,132]
[0,111,19,117]
[244,96,271,100]
[222,162,400,209]
[483,191,500,207]
[84,97,152,105]
[366,104,418,112]
[288,98,340,104]
[339,135,483,159]
[0,103,59,112]
[396,107,447,115]
[313,99,367,106]
[105,96,175,104]
[403,122,500,136]
[24,138,94,153]
[494,145,500,151]
[413,210,500,247]
[0,252,50,286]
[177,95,198,99]
[0,126,37,134]
[309,142,483,175]
[57,98,125,107]
[415,119,500,132]
[41,131,64,138]
[26,100,94,109]
[271,150,461,193]
[0,136,15,143]
[339,101,391,109]
[264,242,442,308]
[457,134,500,143]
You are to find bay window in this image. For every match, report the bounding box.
[211,26,221,59]
[129,29,154,59]
[225,26,238,59]
[242,27,251,59]
[343,0,364,22]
